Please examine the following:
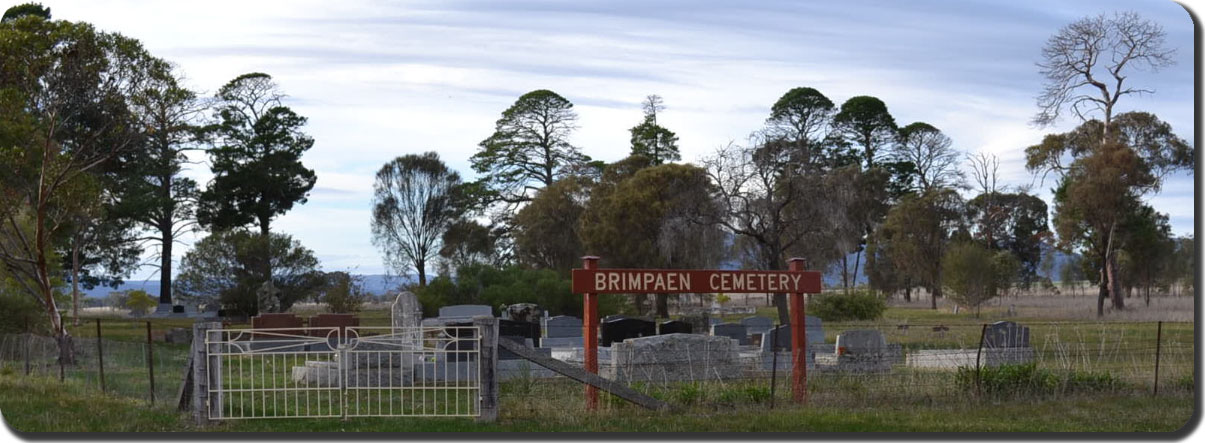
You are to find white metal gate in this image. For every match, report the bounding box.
[205,325,482,419]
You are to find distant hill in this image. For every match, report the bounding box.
[80,274,415,299]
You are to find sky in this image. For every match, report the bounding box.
[33,0,1199,280]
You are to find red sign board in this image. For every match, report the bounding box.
[571,269,822,294]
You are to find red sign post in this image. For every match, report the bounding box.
[572,256,823,409]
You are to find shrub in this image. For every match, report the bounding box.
[414,263,625,317]
[320,271,366,313]
[1172,375,1193,392]
[956,363,1123,397]
[124,290,157,317]
[671,382,703,406]
[810,290,886,321]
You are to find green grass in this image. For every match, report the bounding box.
[0,374,1194,432]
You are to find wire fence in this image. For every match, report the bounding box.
[498,321,1194,412]
[0,319,192,406]
[0,319,1195,416]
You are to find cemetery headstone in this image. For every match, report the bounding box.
[540,316,583,348]
[658,320,692,335]
[740,316,773,336]
[438,304,493,320]
[610,334,743,382]
[543,315,583,337]
[308,313,359,341]
[983,321,1030,348]
[834,329,890,372]
[710,323,750,345]
[500,319,541,348]
[600,317,656,347]
[390,291,422,331]
[501,303,543,323]
[680,313,710,336]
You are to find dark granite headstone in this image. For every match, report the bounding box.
[601,317,656,347]
[711,323,750,345]
[680,313,710,336]
[172,305,185,313]
[500,319,541,348]
[543,315,583,338]
[659,320,692,335]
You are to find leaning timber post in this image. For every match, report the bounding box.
[192,322,221,425]
[581,256,601,410]
[788,258,808,404]
[473,316,499,422]
[95,319,105,394]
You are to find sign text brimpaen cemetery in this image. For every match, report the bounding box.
[571,269,822,294]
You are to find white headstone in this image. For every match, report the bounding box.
[391,291,422,330]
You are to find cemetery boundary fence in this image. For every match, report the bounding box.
[0,319,1193,420]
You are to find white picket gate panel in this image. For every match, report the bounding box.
[205,325,481,420]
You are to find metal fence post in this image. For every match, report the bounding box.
[147,321,156,405]
[1153,321,1163,396]
[975,324,987,397]
[192,322,221,426]
[96,319,105,394]
[473,316,499,423]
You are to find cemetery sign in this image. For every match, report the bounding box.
[572,269,821,294]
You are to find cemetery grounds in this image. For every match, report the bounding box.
[0,292,1196,433]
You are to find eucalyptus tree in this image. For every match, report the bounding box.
[1031,11,1182,315]
[0,13,159,361]
[1027,112,1191,315]
[371,152,462,286]
[580,163,726,317]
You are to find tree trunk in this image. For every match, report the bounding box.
[840,256,850,293]
[416,259,427,286]
[930,285,939,310]
[773,293,789,325]
[1107,252,1124,310]
[904,286,911,302]
[71,241,80,327]
[159,223,173,305]
[1097,268,1107,317]
[634,294,648,316]
[56,330,74,366]
[655,294,668,318]
[258,214,272,284]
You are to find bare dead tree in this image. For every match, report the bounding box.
[1034,11,1175,138]
[892,122,965,192]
